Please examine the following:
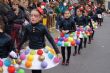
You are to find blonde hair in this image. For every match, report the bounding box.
[13,0,19,5]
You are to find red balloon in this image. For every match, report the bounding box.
[71,40,76,46]
[77,32,80,35]
[60,32,64,37]
[8,66,15,73]
[37,49,43,55]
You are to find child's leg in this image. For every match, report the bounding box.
[66,47,71,65]
[78,38,83,54]
[84,38,87,48]
[73,46,77,56]
[88,35,91,44]
[91,29,95,40]
[32,70,42,73]
[67,47,71,62]
[61,47,66,64]
[98,18,102,26]
[79,38,83,49]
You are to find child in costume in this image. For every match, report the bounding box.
[59,10,76,65]
[73,8,86,56]
[18,9,61,73]
[83,10,93,48]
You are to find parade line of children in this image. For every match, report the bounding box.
[0,0,105,73]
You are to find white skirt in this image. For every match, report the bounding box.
[19,46,60,70]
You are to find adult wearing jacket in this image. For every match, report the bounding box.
[0,16,15,58]
[11,1,25,48]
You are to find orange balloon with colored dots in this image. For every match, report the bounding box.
[71,40,76,46]
[25,61,32,68]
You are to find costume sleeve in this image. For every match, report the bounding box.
[44,26,60,54]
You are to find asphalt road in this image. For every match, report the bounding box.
[25,15,110,73]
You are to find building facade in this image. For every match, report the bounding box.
[105,0,110,10]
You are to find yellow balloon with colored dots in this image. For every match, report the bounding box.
[70,34,73,37]
[68,37,73,42]
[27,55,34,62]
[46,46,56,55]
[30,50,36,55]
[50,48,56,55]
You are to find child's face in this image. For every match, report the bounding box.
[64,11,71,19]
[12,3,19,10]
[77,9,82,16]
[30,10,41,24]
[84,12,88,16]
[24,1,28,8]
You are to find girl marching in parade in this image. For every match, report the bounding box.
[18,9,61,73]
[73,7,85,56]
[59,10,76,65]
[83,10,93,48]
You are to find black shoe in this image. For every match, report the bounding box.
[84,45,86,48]
[65,60,69,65]
[73,52,77,56]
[78,51,81,55]
[88,42,91,44]
[62,60,65,65]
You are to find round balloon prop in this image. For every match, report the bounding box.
[4,59,11,67]
[38,55,45,61]
[53,57,60,63]
[17,69,25,73]
[44,48,49,53]
[37,49,43,56]
[71,40,76,46]
[8,66,15,73]
[27,55,34,62]
[41,61,48,68]
[0,67,3,73]
[30,50,36,55]
[25,49,30,55]
[76,39,80,45]
[0,60,3,67]
[25,61,32,68]
[64,42,69,46]
[48,53,54,59]
[65,34,69,38]
[57,41,62,46]
[20,53,26,60]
